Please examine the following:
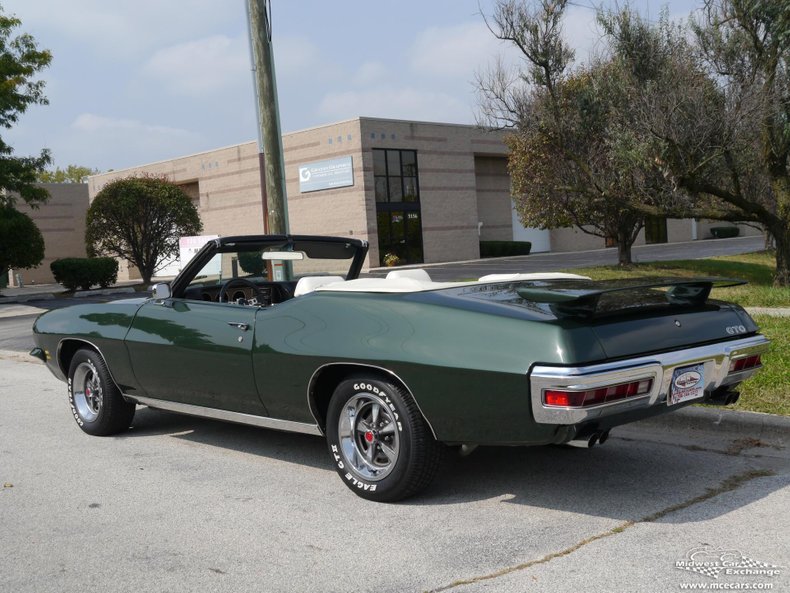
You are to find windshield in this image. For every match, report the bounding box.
[184,237,363,294]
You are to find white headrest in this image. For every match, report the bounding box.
[385,268,432,282]
[294,275,345,297]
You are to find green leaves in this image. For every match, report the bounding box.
[37,165,99,184]
[0,204,45,276]
[0,7,52,209]
[86,176,202,284]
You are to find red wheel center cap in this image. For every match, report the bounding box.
[86,387,91,397]
[364,431,375,443]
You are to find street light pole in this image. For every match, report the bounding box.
[246,0,289,236]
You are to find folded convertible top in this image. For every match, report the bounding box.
[514,277,747,318]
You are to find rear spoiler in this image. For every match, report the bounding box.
[515,277,746,319]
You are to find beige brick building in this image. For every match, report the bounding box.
[84,116,760,281]
[5,183,89,286]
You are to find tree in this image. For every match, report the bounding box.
[86,176,202,284]
[38,165,99,183]
[619,0,790,285]
[478,1,682,264]
[0,8,52,209]
[0,205,45,282]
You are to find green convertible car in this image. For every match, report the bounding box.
[32,235,769,501]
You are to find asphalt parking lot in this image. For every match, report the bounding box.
[1,357,787,593]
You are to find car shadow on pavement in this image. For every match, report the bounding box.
[125,407,330,471]
[123,407,787,522]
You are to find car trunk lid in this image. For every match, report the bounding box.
[438,276,756,360]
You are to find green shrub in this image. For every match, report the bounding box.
[480,241,532,258]
[238,250,266,276]
[710,226,740,239]
[51,258,119,291]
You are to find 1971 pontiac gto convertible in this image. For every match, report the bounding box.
[32,235,769,501]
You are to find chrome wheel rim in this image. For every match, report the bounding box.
[73,361,103,422]
[338,393,400,481]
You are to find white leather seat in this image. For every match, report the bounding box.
[385,268,432,282]
[294,275,345,297]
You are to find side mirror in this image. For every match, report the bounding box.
[152,283,171,300]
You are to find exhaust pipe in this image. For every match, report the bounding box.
[707,387,740,406]
[458,444,478,457]
[566,430,610,448]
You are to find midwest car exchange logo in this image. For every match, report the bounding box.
[675,546,782,580]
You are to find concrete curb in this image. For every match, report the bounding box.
[72,286,137,298]
[0,285,140,304]
[635,406,790,445]
[0,293,56,305]
[747,307,790,317]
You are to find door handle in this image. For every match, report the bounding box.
[227,322,249,331]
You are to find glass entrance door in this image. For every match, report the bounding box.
[373,148,424,265]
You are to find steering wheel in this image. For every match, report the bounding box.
[218,278,261,304]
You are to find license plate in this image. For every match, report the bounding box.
[668,363,705,406]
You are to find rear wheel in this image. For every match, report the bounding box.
[325,375,444,502]
[68,348,135,436]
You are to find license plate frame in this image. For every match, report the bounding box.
[668,363,705,406]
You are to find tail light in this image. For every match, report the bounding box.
[544,378,653,408]
[729,354,761,374]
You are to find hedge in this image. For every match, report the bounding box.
[51,258,119,291]
[710,226,740,239]
[480,241,532,258]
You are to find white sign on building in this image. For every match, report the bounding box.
[156,235,220,277]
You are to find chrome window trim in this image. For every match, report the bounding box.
[530,335,770,425]
[306,362,439,440]
[127,396,322,436]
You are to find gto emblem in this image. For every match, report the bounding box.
[726,325,747,335]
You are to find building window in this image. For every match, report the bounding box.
[645,216,668,244]
[372,148,423,265]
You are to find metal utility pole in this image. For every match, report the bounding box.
[246,0,289,236]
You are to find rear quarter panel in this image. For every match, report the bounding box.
[253,292,606,444]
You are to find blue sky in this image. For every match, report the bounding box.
[3,0,696,172]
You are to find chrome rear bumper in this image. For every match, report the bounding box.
[529,335,770,425]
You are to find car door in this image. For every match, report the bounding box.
[124,298,264,415]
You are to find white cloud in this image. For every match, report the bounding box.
[410,22,511,78]
[563,5,607,66]
[352,61,387,87]
[143,35,249,96]
[68,114,204,169]
[318,88,471,124]
[272,35,321,78]
[6,0,241,60]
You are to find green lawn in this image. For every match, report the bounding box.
[562,250,790,307]
[563,251,789,415]
[733,315,790,416]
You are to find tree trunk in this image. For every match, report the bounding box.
[617,233,633,266]
[617,241,633,266]
[774,224,790,287]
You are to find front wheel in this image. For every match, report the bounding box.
[325,376,444,502]
[68,348,135,436]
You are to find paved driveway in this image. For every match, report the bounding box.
[1,358,787,593]
[372,236,766,281]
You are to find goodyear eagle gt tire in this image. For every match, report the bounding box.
[68,348,135,436]
[326,375,444,502]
